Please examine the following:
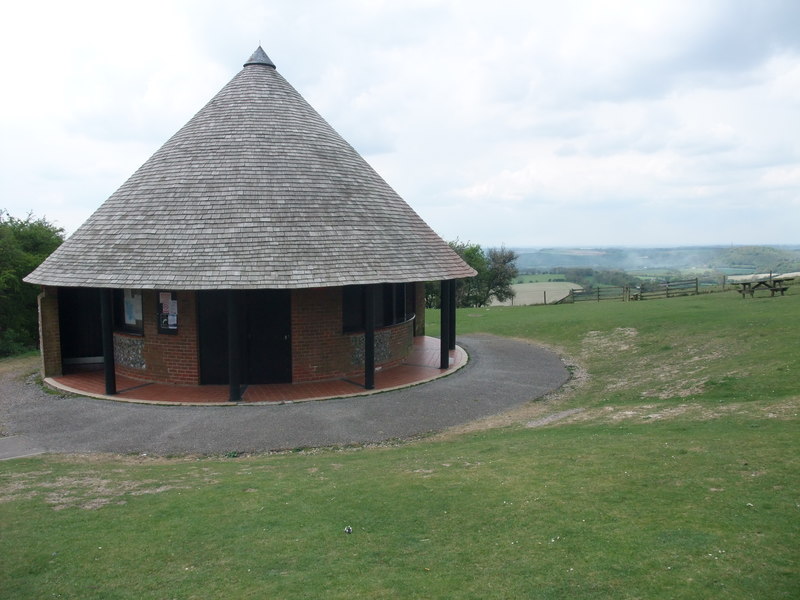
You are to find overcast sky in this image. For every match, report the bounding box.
[1,0,798,248]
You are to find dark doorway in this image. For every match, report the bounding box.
[244,289,292,383]
[198,290,291,385]
[197,291,228,384]
[59,287,103,372]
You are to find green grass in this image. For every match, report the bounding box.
[438,291,800,409]
[2,291,798,599]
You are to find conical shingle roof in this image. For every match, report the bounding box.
[26,47,475,290]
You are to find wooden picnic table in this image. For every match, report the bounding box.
[734,277,793,298]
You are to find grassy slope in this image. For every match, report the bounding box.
[1,292,798,599]
[439,291,800,409]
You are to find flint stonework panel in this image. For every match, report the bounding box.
[291,287,414,383]
[114,290,200,385]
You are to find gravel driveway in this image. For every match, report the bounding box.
[0,334,569,456]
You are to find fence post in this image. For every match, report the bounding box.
[543,290,547,305]
[695,278,699,295]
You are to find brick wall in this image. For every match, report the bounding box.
[62,285,421,386]
[38,286,62,378]
[114,290,200,385]
[291,287,415,382]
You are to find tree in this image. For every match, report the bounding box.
[0,211,64,356]
[426,241,519,308]
[483,246,518,304]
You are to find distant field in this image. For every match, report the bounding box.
[514,274,566,283]
[493,281,581,306]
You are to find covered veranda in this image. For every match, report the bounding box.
[45,336,466,405]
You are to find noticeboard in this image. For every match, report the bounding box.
[157,291,178,334]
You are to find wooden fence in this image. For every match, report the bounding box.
[563,278,700,303]
[634,278,700,300]
[567,286,627,303]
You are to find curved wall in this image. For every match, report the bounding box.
[110,286,418,385]
[290,287,414,382]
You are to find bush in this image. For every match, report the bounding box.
[0,211,64,356]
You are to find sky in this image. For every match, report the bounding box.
[1,0,798,248]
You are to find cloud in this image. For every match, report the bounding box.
[1,0,798,248]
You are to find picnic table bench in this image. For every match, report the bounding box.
[731,273,795,298]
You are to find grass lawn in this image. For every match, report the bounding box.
[1,291,798,598]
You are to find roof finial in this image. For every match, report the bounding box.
[244,46,276,69]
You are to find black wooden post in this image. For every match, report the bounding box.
[99,288,116,395]
[227,290,241,402]
[364,284,375,390]
[448,278,457,351]
[440,280,451,369]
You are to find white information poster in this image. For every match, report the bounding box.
[159,292,172,314]
[124,289,137,325]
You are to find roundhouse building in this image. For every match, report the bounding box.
[25,47,475,400]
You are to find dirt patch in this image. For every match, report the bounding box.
[47,453,207,466]
[526,408,584,428]
[551,397,800,427]
[456,395,799,433]
[638,346,730,400]
[0,465,221,511]
[579,328,742,402]
[0,354,39,380]
[581,327,639,355]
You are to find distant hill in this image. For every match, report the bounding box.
[513,245,800,274]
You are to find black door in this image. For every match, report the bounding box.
[197,291,229,384]
[198,290,291,385]
[244,289,292,383]
[58,287,103,371]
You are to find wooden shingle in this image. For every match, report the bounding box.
[26,47,475,289]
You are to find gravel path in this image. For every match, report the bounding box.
[0,334,569,456]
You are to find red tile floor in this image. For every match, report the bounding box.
[48,336,467,405]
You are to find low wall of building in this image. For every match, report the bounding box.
[43,285,420,387]
[290,287,414,383]
[114,290,200,385]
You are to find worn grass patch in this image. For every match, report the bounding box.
[0,352,39,379]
